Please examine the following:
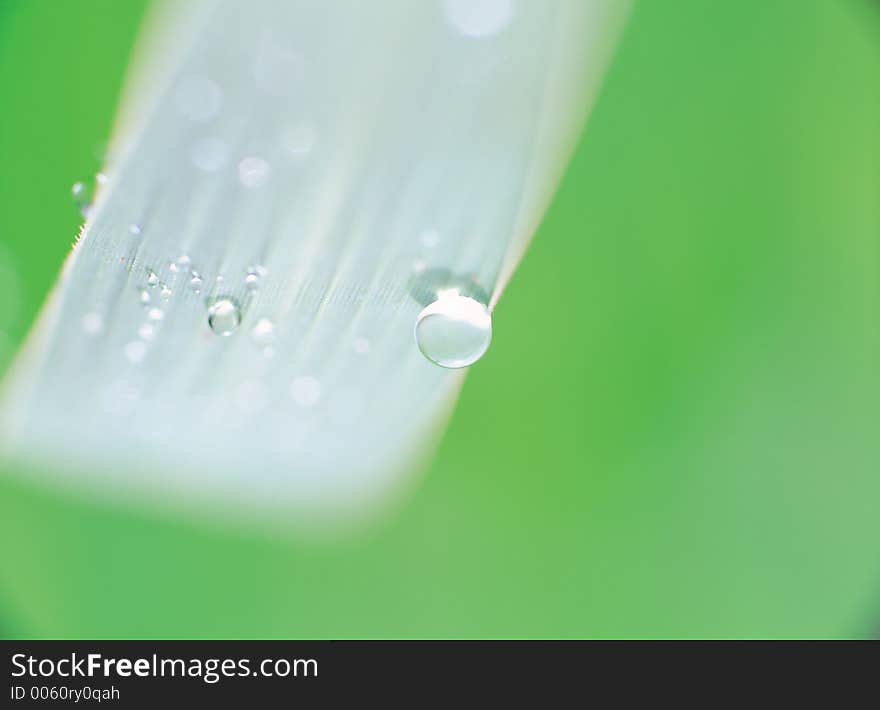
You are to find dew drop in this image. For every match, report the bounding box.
[290,376,321,407]
[280,122,317,156]
[251,317,275,346]
[129,223,142,236]
[82,312,103,336]
[353,337,370,355]
[414,291,492,368]
[138,323,156,341]
[146,269,159,287]
[139,289,151,305]
[443,0,513,38]
[254,35,304,96]
[244,266,262,290]
[207,297,241,336]
[175,76,222,122]
[177,254,192,269]
[238,156,270,188]
[124,340,147,364]
[147,307,164,322]
[71,180,94,217]
[420,229,440,249]
[189,273,203,294]
[160,284,172,299]
[191,136,229,171]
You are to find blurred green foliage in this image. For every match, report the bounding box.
[0,0,878,638]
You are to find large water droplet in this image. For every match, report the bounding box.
[414,291,492,369]
[207,297,241,336]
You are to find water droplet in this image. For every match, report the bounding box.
[353,337,370,354]
[280,122,317,156]
[175,76,222,122]
[253,32,304,96]
[177,254,192,269]
[244,265,264,290]
[189,273,203,294]
[138,323,156,341]
[290,376,321,407]
[443,0,513,38]
[191,136,229,171]
[129,223,142,236]
[146,269,159,287]
[71,180,94,217]
[414,291,492,368]
[160,284,172,299]
[95,172,109,186]
[420,229,440,249]
[251,317,275,346]
[139,289,151,305]
[207,297,241,336]
[238,156,270,188]
[147,307,164,322]
[82,312,103,336]
[169,262,179,274]
[124,340,147,364]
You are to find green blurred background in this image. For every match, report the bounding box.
[0,0,877,638]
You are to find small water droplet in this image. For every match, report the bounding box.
[254,33,304,96]
[129,223,142,236]
[191,136,229,171]
[189,273,203,294]
[353,337,370,354]
[95,172,109,186]
[251,317,275,346]
[238,156,270,188]
[139,289,151,305]
[443,0,513,38]
[280,122,317,156]
[207,297,241,336]
[138,323,156,341]
[414,291,492,368]
[177,254,192,269]
[420,229,440,248]
[290,376,321,407]
[245,271,260,290]
[71,180,94,217]
[160,284,172,299]
[146,269,159,287]
[175,76,222,122]
[147,307,164,322]
[124,340,147,364]
[82,312,103,336]
[169,262,179,274]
